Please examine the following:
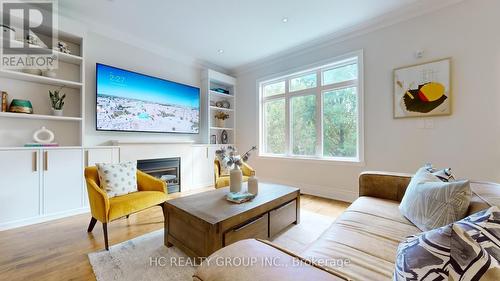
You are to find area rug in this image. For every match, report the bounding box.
[88,210,334,281]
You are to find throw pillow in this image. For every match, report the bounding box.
[96,161,138,198]
[399,166,471,231]
[394,206,500,281]
[425,163,455,182]
[216,154,232,176]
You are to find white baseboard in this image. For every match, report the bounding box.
[261,177,358,203]
[0,207,90,231]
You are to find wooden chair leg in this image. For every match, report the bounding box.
[103,223,109,250]
[87,217,97,232]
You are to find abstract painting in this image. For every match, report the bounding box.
[394,58,451,118]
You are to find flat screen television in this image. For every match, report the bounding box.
[96,63,200,134]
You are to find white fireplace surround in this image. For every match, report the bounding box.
[113,141,218,192]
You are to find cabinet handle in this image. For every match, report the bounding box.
[33,151,37,172]
[206,147,208,158]
[44,151,48,171]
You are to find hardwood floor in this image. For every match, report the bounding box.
[0,188,350,281]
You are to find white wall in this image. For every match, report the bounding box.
[235,0,500,201]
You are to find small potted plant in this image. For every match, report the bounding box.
[49,87,66,116]
[214,111,229,128]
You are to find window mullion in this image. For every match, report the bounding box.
[285,80,291,157]
[316,71,322,157]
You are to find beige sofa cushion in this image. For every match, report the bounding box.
[301,197,421,281]
[194,239,346,281]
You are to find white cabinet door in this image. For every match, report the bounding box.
[191,146,212,189]
[207,146,217,183]
[43,149,83,214]
[0,150,40,224]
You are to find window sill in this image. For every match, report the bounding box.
[257,154,365,167]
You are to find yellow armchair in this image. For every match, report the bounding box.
[84,166,167,250]
[214,160,255,188]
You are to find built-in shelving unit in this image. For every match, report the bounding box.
[209,106,234,112]
[201,69,236,145]
[0,69,83,89]
[0,30,85,148]
[0,111,82,122]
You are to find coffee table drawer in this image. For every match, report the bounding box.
[224,213,269,246]
[270,199,297,237]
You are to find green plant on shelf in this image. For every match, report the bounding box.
[49,87,66,110]
[214,111,229,120]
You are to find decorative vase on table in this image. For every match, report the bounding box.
[248,171,258,195]
[229,165,242,193]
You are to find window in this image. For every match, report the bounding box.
[259,52,363,162]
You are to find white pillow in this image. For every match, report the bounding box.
[399,166,471,231]
[96,161,138,198]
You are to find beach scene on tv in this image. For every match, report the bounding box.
[96,64,200,133]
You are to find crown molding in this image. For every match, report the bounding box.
[230,0,466,76]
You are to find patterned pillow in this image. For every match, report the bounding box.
[425,163,455,182]
[399,166,471,231]
[394,206,500,281]
[96,162,137,198]
[216,154,232,176]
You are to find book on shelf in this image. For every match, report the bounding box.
[24,143,59,147]
[1,91,7,112]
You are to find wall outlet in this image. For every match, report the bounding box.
[417,118,425,129]
[425,119,434,129]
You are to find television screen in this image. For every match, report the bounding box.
[96,63,200,134]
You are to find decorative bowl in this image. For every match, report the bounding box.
[9,99,33,114]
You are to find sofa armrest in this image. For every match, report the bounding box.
[358,171,412,202]
[137,170,167,193]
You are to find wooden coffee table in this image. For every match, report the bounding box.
[164,182,300,257]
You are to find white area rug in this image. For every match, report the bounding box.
[88,210,334,281]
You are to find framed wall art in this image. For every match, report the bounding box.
[394,58,451,118]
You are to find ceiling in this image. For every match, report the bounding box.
[59,0,427,71]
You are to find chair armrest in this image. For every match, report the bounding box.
[359,171,412,202]
[137,170,167,193]
[241,162,254,177]
[214,160,220,181]
[85,179,110,223]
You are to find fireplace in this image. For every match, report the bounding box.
[137,157,181,194]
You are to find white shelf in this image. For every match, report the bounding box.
[0,69,82,89]
[210,90,234,98]
[210,106,234,112]
[210,127,234,130]
[0,111,82,122]
[56,52,83,65]
[6,39,83,65]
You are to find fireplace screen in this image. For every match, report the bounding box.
[137,157,180,194]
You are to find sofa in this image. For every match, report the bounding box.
[193,171,500,281]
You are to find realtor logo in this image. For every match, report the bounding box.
[1,0,58,69]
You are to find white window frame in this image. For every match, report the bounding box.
[258,50,364,165]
